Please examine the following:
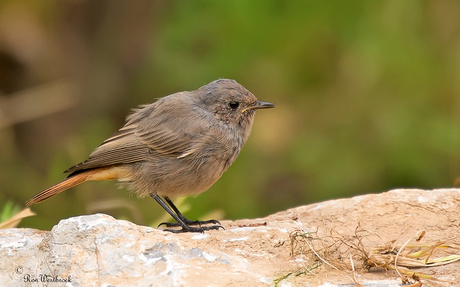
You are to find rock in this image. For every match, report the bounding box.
[1,189,460,286]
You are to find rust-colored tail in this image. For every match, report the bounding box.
[26,170,98,206]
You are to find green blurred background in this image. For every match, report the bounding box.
[1,0,460,230]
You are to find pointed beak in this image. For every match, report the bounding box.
[242,101,276,113]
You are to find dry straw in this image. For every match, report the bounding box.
[286,227,460,286]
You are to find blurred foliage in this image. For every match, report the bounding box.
[0,201,20,223]
[1,0,460,230]
[0,201,35,228]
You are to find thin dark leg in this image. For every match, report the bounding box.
[150,194,223,233]
[160,196,222,227]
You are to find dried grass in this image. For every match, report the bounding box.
[286,226,460,286]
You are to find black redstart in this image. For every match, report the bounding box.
[26,79,275,232]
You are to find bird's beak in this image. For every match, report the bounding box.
[242,101,276,113]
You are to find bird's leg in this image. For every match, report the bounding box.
[162,196,222,226]
[151,194,224,233]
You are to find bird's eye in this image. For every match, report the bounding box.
[229,101,239,110]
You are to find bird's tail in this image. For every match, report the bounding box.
[26,169,98,206]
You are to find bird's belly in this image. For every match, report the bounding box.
[127,155,228,198]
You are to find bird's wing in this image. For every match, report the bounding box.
[65,96,209,174]
[64,129,150,174]
[133,97,208,156]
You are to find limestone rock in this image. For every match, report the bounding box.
[1,189,459,286]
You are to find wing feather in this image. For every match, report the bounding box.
[65,93,211,174]
[133,94,209,156]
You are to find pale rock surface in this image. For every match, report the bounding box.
[1,189,460,286]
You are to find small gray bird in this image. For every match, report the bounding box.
[26,79,275,232]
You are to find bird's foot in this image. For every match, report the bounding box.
[158,218,221,228]
[162,224,224,233]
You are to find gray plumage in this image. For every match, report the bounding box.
[26,79,275,232]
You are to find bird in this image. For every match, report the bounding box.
[26,79,275,232]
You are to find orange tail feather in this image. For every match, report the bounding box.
[26,170,96,206]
